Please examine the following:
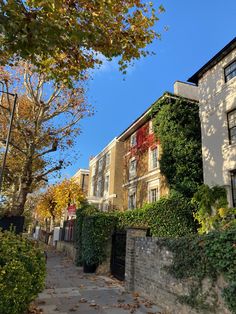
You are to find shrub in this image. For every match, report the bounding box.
[0,230,46,314]
[82,213,117,266]
[116,192,196,237]
[191,184,236,234]
[77,193,196,267]
[75,202,98,266]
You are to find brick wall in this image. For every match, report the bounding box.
[125,229,230,314]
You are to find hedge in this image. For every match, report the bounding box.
[115,192,197,237]
[82,213,117,266]
[76,193,196,267]
[0,230,46,314]
[75,202,98,266]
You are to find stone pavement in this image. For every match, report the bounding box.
[35,250,163,314]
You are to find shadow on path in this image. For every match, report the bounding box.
[34,250,163,314]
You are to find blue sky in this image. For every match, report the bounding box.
[61,0,236,179]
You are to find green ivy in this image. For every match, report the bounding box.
[116,192,196,237]
[160,228,236,313]
[82,213,117,266]
[150,94,203,198]
[0,230,46,314]
[191,184,236,233]
[76,193,196,267]
[75,202,98,266]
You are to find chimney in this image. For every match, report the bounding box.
[174,81,199,101]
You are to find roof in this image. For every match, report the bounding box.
[117,92,198,141]
[188,37,236,85]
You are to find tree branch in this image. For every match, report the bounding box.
[0,139,26,155]
[34,161,63,183]
[34,140,58,159]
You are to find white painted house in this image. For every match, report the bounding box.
[188,38,236,207]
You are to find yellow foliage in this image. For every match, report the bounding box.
[35,179,85,223]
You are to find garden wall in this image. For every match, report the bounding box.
[125,228,231,314]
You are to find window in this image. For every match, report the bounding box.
[104,173,110,195]
[91,176,95,196]
[128,191,136,209]
[227,109,236,145]
[149,120,153,134]
[231,171,236,207]
[130,133,137,147]
[129,158,136,178]
[105,152,111,167]
[150,147,158,169]
[98,158,103,172]
[225,60,236,82]
[148,179,159,203]
[149,188,158,203]
[97,177,102,197]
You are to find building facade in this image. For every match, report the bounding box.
[87,138,124,210]
[118,97,168,210]
[188,37,236,206]
[72,168,90,196]
[118,89,199,210]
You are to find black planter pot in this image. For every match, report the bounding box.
[83,262,97,273]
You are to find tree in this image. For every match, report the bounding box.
[151,95,203,198]
[35,179,85,225]
[0,63,91,215]
[0,1,164,85]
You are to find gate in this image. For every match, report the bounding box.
[111,230,126,281]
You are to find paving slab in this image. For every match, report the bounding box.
[35,249,163,314]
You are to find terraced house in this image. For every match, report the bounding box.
[118,83,199,209]
[188,37,236,206]
[87,138,124,210]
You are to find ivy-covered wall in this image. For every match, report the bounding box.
[151,94,203,198]
[125,228,236,314]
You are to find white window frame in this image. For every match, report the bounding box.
[105,152,111,167]
[129,157,137,178]
[149,146,158,170]
[97,177,102,197]
[128,188,136,209]
[130,133,137,147]
[149,188,158,203]
[148,179,159,203]
[104,172,110,196]
[149,120,154,134]
[98,158,103,172]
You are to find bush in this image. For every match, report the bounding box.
[75,202,98,266]
[82,213,117,266]
[116,192,196,237]
[77,193,196,268]
[191,184,236,234]
[0,230,46,314]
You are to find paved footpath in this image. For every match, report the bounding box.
[35,250,163,314]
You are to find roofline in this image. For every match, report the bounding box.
[89,137,118,165]
[117,92,198,141]
[188,37,236,85]
[72,168,90,178]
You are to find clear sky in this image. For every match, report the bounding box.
[60,0,236,179]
